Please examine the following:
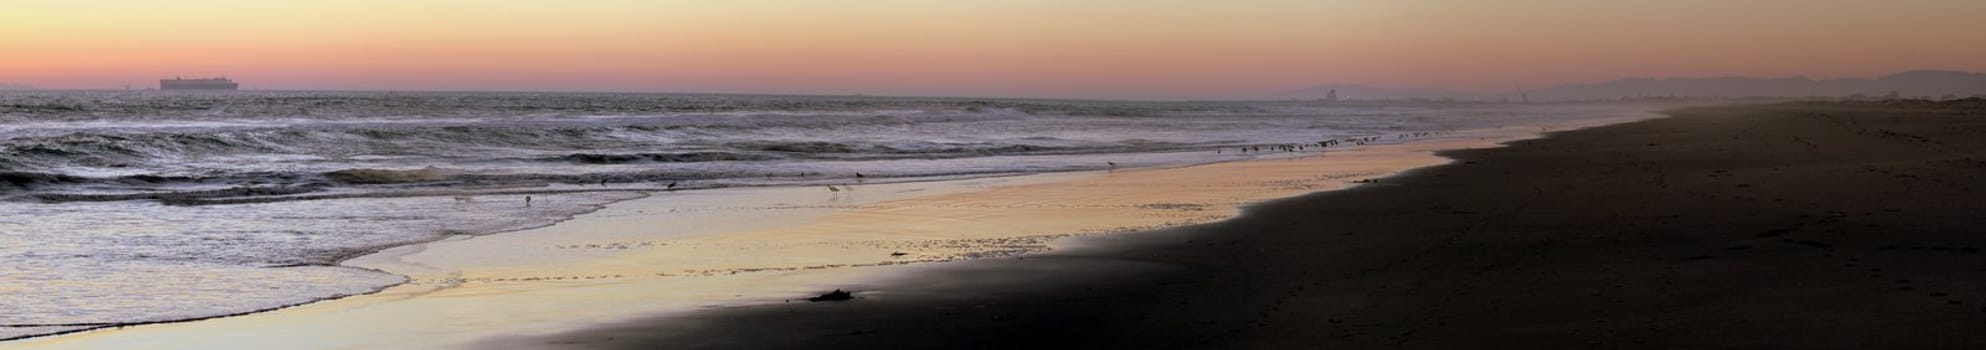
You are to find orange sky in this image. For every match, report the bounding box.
[2,0,1983,99]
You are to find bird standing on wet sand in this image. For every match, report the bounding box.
[827,185,841,192]
[666,181,677,189]
[525,195,533,207]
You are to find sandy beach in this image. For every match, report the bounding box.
[7,103,1653,349]
[12,1,1985,348]
[496,100,1986,349]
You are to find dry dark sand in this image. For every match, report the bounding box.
[502,101,1986,349]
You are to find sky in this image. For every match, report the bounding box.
[2,0,1983,99]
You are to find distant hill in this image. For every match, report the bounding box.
[1282,70,1986,102]
[1528,70,1986,101]
[1276,84,1478,101]
[0,83,31,91]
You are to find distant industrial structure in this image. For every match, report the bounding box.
[160,77,238,90]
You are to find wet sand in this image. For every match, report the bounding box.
[509,101,1986,349]
[8,108,1650,348]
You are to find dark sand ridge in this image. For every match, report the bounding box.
[502,101,1986,349]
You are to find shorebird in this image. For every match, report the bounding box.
[452,194,472,203]
[666,181,677,189]
[827,185,841,192]
[1107,161,1118,168]
[525,195,533,207]
[855,172,865,178]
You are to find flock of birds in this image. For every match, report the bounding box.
[1232,130,1454,155]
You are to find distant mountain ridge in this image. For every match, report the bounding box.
[1530,70,1986,101]
[1286,70,1986,101]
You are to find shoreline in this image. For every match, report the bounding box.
[0,190,654,343]
[515,100,1986,349]
[0,150,1224,342]
[6,110,1659,349]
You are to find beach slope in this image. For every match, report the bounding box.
[512,100,1986,349]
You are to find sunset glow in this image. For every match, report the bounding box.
[4,0,1983,98]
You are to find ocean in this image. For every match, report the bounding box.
[0,90,1628,340]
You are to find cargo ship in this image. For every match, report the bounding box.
[160,77,239,90]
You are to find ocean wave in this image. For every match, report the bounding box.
[0,171,319,193]
[0,171,91,191]
[539,151,776,164]
[323,166,461,185]
[725,140,1111,155]
[32,185,328,204]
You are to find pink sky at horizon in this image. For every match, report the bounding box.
[3,0,1983,99]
